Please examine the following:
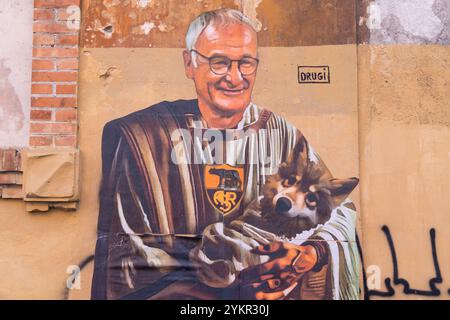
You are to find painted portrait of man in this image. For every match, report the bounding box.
[91,9,360,300]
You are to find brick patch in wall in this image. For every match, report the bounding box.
[30,0,80,149]
[0,150,23,199]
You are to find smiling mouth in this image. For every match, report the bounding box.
[218,88,245,96]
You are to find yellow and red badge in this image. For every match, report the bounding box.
[204,164,245,215]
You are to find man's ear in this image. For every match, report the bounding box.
[183,50,195,80]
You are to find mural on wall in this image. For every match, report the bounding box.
[90,9,361,300]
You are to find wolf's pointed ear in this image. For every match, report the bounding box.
[280,136,308,177]
[313,177,359,205]
[278,162,291,177]
[327,177,359,196]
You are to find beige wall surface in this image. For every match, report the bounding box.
[359,45,450,300]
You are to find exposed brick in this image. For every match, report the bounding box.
[29,136,53,147]
[33,47,79,58]
[0,150,21,172]
[32,59,55,70]
[56,34,79,46]
[56,84,77,95]
[56,8,80,21]
[31,97,76,108]
[33,34,55,46]
[1,186,24,199]
[34,9,54,20]
[30,123,77,135]
[0,173,21,185]
[30,0,80,151]
[34,0,80,9]
[32,84,53,94]
[31,110,52,121]
[33,21,74,33]
[32,71,78,82]
[55,136,77,147]
[55,109,77,122]
[56,59,78,70]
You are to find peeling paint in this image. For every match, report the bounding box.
[130,0,152,9]
[81,0,357,47]
[157,22,174,33]
[103,0,121,9]
[365,0,450,44]
[138,0,152,8]
[139,22,155,35]
[234,0,263,32]
[128,11,137,20]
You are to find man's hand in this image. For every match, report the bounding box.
[239,242,318,300]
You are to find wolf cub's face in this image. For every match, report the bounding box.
[260,162,359,238]
[271,173,321,220]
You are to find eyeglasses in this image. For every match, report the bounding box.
[190,49,259,76]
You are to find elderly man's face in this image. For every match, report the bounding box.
[184,22,258,117]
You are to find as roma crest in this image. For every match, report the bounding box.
[204,164,245,215]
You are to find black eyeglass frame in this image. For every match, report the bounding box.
[190,49,259,76]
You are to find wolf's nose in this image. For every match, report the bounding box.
[275,197,292,213]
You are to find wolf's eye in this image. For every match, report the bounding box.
[283,175,298,187]
[305,192,318,207]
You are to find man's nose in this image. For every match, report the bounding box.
[224,61,244,85]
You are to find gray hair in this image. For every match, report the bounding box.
[186,9,256,66]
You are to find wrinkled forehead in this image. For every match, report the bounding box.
[195,22,258,55]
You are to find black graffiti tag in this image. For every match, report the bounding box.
[362,226,447,299]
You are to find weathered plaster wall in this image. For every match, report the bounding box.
[0,0,448,300]
[355,0,449,301]
[359,0,450,45]
[81,0,357,47]
[0,0,33,147]
[0,200,95,299]
[358,45,450,299]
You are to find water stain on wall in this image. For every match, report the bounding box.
[0,59,25,140]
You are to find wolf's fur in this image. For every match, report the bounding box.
[241,157,359,239]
